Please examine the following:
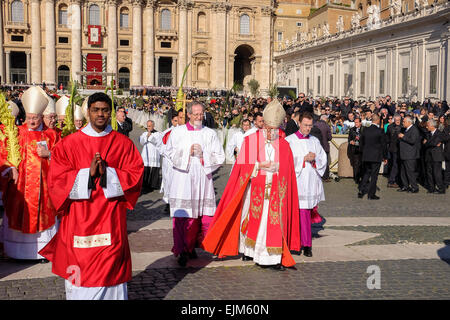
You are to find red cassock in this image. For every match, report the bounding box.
[3,124,60,234]
[0,124,10,193]
[202,129,300,267]
[39,129,144,287]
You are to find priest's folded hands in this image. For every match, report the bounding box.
[90,152,106,177]
[304,152,316,162]
[258,161,279,173]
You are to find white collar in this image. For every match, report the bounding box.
[81,122,113,137]
[28,123,43,132]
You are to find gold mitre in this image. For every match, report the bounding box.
[55,95,70,116]
[7,100,20,117]
[74,104,85,121]
[81,96,89,121]
[43,95,56,115]
[21,86,49,115]
[262,99,286,128]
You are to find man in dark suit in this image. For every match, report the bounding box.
[423,119,446,194]
[385,114,402,188]
[285,111,300,136]
[117,106,133,132]
[358,114,387,200]
[295,93,313,114]
[116,108,132,137]
[398,115,421,193]
[347,117,363,184]
[443,121,450,188]
[202,109,216,128]
[314,114,332,181]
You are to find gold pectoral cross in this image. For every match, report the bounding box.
[264,183,272,200]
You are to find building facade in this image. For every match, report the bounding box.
[274,1,450,102]
[0,0,276,92]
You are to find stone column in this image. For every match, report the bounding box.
[5,51,11,84]
[44,0,56,85]
[131,0,143,86]
[212,2,229,89]
[30,0,42,83]
[107,0,118,85]
[177,0,189,85]
[26,51,31,84]
[0,4,4,84]
[155,56,159,86]
[71,0,82,83]
[144,0,155,86]
[446,36,450,101]
[259,6,274,95]
[172,57,177,86]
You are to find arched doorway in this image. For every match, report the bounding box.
[10,51,27,84]
[118,67,130,89]
[57,65,70,89]
[233,45,254,86]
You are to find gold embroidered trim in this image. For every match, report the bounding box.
[249,187,263,219]
[73,233,111,248]
[245,237,256,249]
[267,247,282,255]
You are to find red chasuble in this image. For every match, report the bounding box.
[39,128,144,287]
[3,124,60,233]
[202,129,300,267]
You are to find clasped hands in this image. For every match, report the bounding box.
[190,144,203,158]
[304,152,316,163]
[258,161,279,173]
[90,152,106,177]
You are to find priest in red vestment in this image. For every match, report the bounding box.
[39,92,144,300]
[202,100,301,270]
[1,86,60,261]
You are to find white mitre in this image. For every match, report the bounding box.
[21,86,49,115]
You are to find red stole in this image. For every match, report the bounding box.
[202,129,300,267]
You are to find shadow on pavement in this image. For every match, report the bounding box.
[437,240,450,265]
[128,249,219,300]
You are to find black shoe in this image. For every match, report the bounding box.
[242,254,253,261]
[357,192,365,198]
[397,187,409,192]
[368,195,380,200]
[271,264,286,271]
[177,253,188,267]
[434,189,445,194]
[303,247,312,257]
[188,249,198,259]
[427,189,436,194]
[409,188,419,193]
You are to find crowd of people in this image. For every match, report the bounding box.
[0,83,449,301]
[126,89,450,191]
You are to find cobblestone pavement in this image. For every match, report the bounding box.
[1,259,449,300]
[327,226,450,246]
[1,125,449,301]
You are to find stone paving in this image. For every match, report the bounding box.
[1,124,449,301]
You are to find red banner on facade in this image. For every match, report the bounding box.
[88,25,101,45]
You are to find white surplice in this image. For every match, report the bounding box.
[285,133,327,209]
[158,127,175,203]
[164,124,225,218]
[139,131,162,168]
[225,129,245,164]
